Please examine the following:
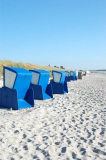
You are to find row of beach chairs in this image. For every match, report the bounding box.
[0,67,83,110]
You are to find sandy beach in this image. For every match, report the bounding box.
[0,73,106,160]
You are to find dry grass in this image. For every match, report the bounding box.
[0,60,71,77]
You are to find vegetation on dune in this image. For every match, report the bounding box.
[0,60,71,78]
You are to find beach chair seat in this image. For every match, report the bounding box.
[51,81,68,94]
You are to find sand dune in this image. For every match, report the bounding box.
[0,60,70,76]
[0,73,106,160]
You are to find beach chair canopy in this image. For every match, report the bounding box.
[30,69,50,92]
[65,71,71,82]
[52,70,66,83]
[65,71,70,77]
[70,71,76,76]
[70,71,74,76]
[3,67,32,99]
[29,69,53,100]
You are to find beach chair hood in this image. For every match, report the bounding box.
[29,69,53,100]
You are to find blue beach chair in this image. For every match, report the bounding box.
[0,67,34,110]
[50,70,68,94]
[29,69,53,100]
[65,71,71,82]
[70,71,77,81]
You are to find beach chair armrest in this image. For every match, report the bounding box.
[25,88,34,107]
[30,84,43,100]
[64,81,68,93]
[46,84,53,98]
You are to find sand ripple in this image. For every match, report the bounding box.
[0,74,106,160]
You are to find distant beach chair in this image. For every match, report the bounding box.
[0,67,34,110]
[82,71,86,76]
[86,71,90,76]
[50,70,68,94]
[70,71,77,81]
[29,69,53,100]
[76,71,78,78]
[78,72,82,79]
[65,71,71,82]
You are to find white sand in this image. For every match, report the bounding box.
[0,73,106,160]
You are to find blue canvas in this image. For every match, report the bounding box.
[70,71,77,81]
[50,70,68,94]
[0,67,34,110]
[29,69,53,100]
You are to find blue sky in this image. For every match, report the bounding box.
[0,0,106,70]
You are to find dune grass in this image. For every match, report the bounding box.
[0,60,71,78]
